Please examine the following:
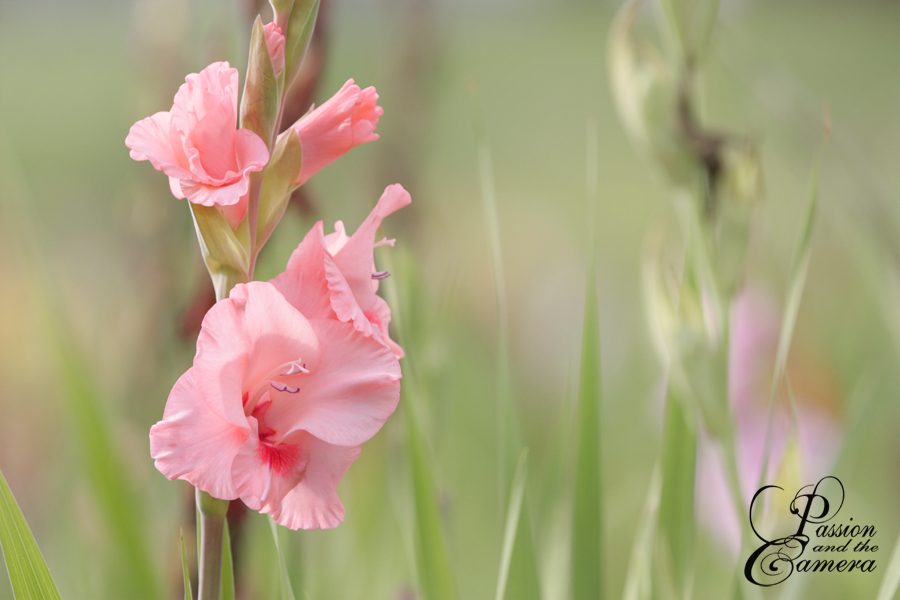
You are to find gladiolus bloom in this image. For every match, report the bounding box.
[150,185,409,529]
[126,62,269,215]
[290,79,382,187]
[150,280,401,529]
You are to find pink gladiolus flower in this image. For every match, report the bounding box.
[150,280,401,530]
[126,62,269,222]
[150,185,410,529]
[271,184,411,358]
[264,23,286,75]
[290,79,383,187]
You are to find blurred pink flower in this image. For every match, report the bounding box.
[126,62,269,222]
[695,288,842,556]
[264,23,285,75]
[290,79,383,187]
[150,186,410,529]
[271,184,411,358]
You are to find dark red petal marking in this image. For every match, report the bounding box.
[257,442,303,478]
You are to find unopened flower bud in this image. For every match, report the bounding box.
[264,22,286,76]
[240,17,281,149]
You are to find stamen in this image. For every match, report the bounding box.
[282,361,309,376]
[271,381,300,394]
[372,271,390,280]
[244,357,311,415]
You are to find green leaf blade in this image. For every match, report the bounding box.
[494,450,529,600]
[657,390,697,596]
[180,529,193,600]
[570,265,603,600]
[268,517,297,600]
[405,392,458,600]
[876,527,900,600]
[222,520,235,600]
[0,468,62,600]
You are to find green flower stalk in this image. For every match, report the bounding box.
[196,489,230,600]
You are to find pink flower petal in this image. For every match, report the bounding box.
[192,283,322,413]
[268,437,361,530]
[187,96,239,181]
[172,62,239,137]
[270,223,340,321]
[126,111,193,180]
[291,79,382,186]
[150,369,250,500]
[219,194,249,229]
[168,176,186,199]
[180,177,249,207]
[331,184,411,315]
[366,295,404,359]
[262,317,401,446]
[231,417,308,515]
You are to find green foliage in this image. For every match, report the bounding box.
[45,296,161,600]
[494,450,528,600]
[180,530,193,600]
[222,521,235,600]
[189,203,251,301]
[570,264,603,600]
[657,391,696,599]
[876,528,900,600]
[268,518,297,600]
[757,138,827,495]
[283,0,320,89]
[0,469,62,600]
[405,389,458,600]
[240,16,280,148]
[470,80,541,600]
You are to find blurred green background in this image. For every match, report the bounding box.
[0,0,898,598]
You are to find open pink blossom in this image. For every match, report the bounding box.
[150,281,401,529]
[271,184,411,358]
[126,61,269,220]
[264,23,285,75]
[290,79,383,187]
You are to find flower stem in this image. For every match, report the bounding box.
[196,488,230,600]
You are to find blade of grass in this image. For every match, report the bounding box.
[622,465,661,600]
[876,527,900,600]
[222,520,235,600]
[380,250,458,600]
[0,468,63,600]
[755,126,829,496]
[468,78,542,600]
[495,450,529,600]
[570,263,603,600]
[47,316,161,599]
[466,77,511,497]
[180,529,193,600]
[404,386,458,600]
[268,518,297,600]
[657,388,696,599]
